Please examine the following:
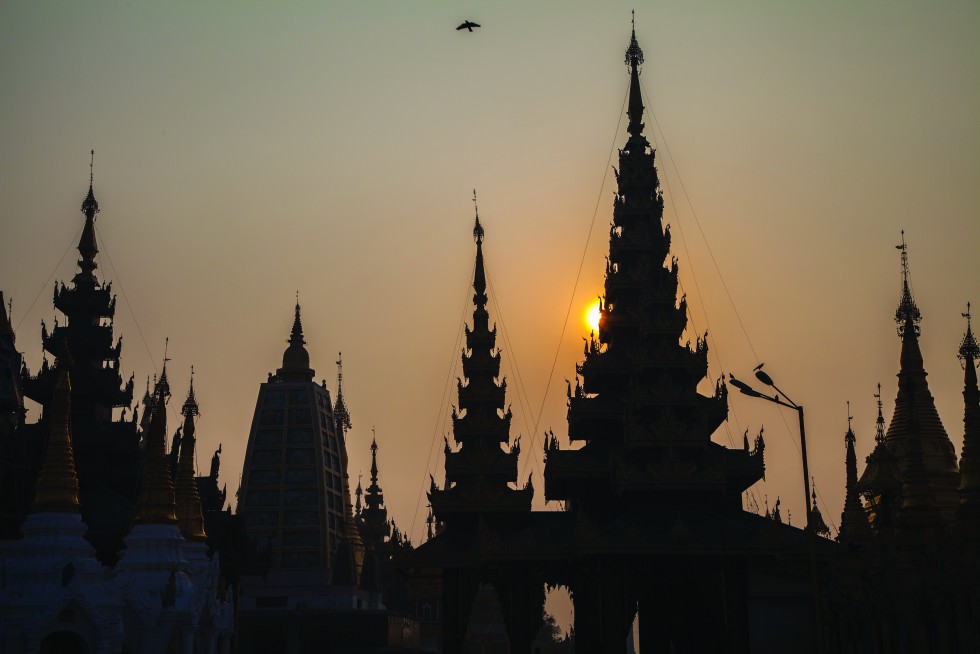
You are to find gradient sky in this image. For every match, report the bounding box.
[2,0,979,603]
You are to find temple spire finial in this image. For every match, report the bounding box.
[175,367,206,541]
[625,14,645,137]
[471,196,487,303]
[370,427,379,484]
[335,352,352,433]
[895,231,922,337]
[182,365,199,417]
[960,302,979,367]
[74,151,101,286]
[472,189,483,244]
[874,383,885,444]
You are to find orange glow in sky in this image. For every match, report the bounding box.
[585,300,601,334]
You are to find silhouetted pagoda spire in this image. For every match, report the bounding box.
[855,385,903,530]
[335,352,352,433]
[625,14,645,138]
[277,298,314,382]
[886,234,959,519]
[429,202,532,523]
[75,151,100,289]
[174,369,206,541]
[839,407,869,543]
[18,159,138,562]
[544,28,759,511]
[957,304,980,538]
[32,360,80,514]
[361,432,388,550]
[135,383,177,524]
[332,356,365,578]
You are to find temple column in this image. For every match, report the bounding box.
[571,557,634,654]
[496,567,545,654]
[441,566,478,654]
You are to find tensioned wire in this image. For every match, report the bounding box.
[408,261,474,542]
[640,81,837,532]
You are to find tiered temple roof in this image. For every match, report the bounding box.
[428,214,533,522]
[544,27,763,511]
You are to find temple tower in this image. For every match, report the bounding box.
[885,236,960,520]
[238,302,348,571]
[17,164,138,562]
[957,306,980,541]
[428,212,533,525]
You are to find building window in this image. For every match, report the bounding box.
[283,468,316,486]
[265,390,286,406]
[281,551,319,568]
[259,409,284,425]
[286,428,314,444]
[283,489,318,506]
[255,430,282,446]
[246,490,279,506]
[282,531,320,548]
[285,448,315,465]
[283,510,318,526]
[244,511,278,527]
[251,449,282,466]
[250,469,281,486]
[288,389,308,404]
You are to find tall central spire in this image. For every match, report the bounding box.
[75,150,101,288]
[958,304,980,535]
[174,370,206,541]
[884,234,959,520]
[625,13,645,137]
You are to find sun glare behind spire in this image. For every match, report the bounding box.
[585,300,601,333]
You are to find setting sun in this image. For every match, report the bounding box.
[585,299,602,333]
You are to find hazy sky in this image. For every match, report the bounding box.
[2,0,978,560]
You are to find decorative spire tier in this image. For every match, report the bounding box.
[134,385,177,524]
[885,236,959,520]
[174,371,206,541]
[31,364,80,513]
[839,407,869,543]
[277,299,314,382]
[957,304,980,536]
[16,163,139,563]
[855,385,903,530]
[334,358,365,577]
[544,30,761,510]
[429,207,533,523]
[361,433,388,550]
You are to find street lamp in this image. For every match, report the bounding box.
[728,366,813,530]
[730,365,824,646]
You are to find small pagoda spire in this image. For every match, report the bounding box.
[175,368,206,541]
[809,480,830,536]
[31,359,80,513]
[840,403,868,541]
[472,190,487,306]
[277,297,314,381]
[957,303,980,532]
[874,384,886,444]
[74,150,101,288]
[335,352,351,433]
[370,433,380,486]
[355,473,363,516]
[895,231,922,338]
[625,11,646,137]
[134,382,178,524]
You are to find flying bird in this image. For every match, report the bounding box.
[457,20,481,32]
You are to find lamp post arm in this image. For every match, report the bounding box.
[770,383,799,409]
[797,405,812,529]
